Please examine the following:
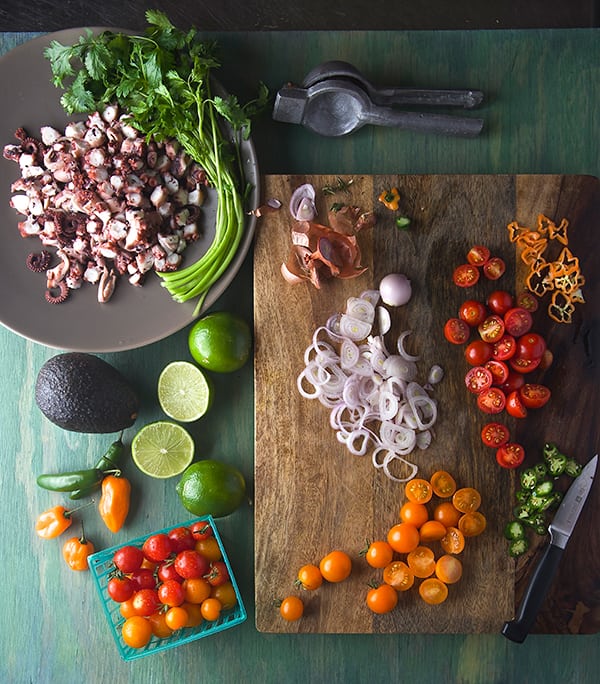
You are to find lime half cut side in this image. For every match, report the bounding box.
[132,421,195,478]
[158,361,212,422]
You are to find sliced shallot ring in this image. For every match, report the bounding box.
[360,289,381,307]
[345,429,371,456]
[397,330,420,361]
[340,338,360,369]
[382,452,419,483]
[345,297,375,324]
[339,314,372,341]
[376,306,392,335]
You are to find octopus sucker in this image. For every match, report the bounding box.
[3,106,208,305]
[26,250,52,272]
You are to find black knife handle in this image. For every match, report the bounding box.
[501,543,564,643]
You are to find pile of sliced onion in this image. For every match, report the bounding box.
[297,290,442,481]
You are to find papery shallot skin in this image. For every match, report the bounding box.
[3,106,207,304]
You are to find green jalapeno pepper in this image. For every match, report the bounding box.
[37,468,104,492]
[70,433,125,500]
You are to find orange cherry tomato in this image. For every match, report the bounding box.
[182,578,212,604]
[121,616,153,649]
[418,520,447,543]
[182,602,204,627]
[405,478,433,504]
[296,564,323,591]
[200,597,222,622]
[319,550,352,583]
[419,577,449,605]
[164,606,189,631]
[195,537,222,562]
[429,470,457,498]
[210,581,238,610]
[148,612,173,638]
[433,502,462,528]
[387,523,420,554]
[406,546,436,578]
[458,511,487,537]
[382,561,415,591]
[366,583,399,614]
[452,487,482,513]
[399,501,429,528]
[119,597,138,619]
[279,595,304,621]
[440,527,466,555]
[363,540,394,569]
[435,555,463,584]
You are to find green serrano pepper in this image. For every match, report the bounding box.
[70,433,126,500]
[37,468,104,492]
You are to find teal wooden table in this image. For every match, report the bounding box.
[0,28,598,684]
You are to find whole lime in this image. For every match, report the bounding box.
[176,459,246,518]
[188,312,252,373]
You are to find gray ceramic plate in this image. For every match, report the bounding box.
[0,29,258,352]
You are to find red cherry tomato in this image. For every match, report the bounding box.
[459,300,487,327]
[168,526,196,552]
[142,533,173,562]
[484,360,509,386]
[465,340,493,366]
[477,387,506,414]
[466,245,491,266]
[492,335,516,361]
[483,257,506,280]
[519,383,551,409]
[131,568,158,591]
[517,333,546,360]
[487,290,514,316]
[504,307,533,337]
[481,422,510,448]
[444,317,470,344]
[113,545,145,574]
[453,264,480,288]
[496,443,526,469]
[157,562,184,584]
[107,576,136,603]
[465,366,493,394]
[174,550,210,580]
[478,314,505,343]
[189,521,214,540]
[509,355,542,374]
[498,371,525,394]
[506,390,528,418]
[516,291,539,312]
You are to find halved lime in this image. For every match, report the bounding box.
[131,421,195,479]
[158,361,212,422]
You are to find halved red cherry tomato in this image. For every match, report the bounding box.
[465,340,493,366]
[517,333,546,360]
[497,371,525,394]
[492,335,516,361]
[496,443,525,469]
[477,387,506,414]
[484,360,509,386]
[453,263,480,288]
[506,390,528,418]
[481,422,510,448]
[509,355,542,374]
[487,290,514,315]
[483,256,506,280]
[478,314,505,343]
[465,366,493,394]
[444,318,470,345]
[504,307,533,337]
[519,383,551,409]
[466,245,491,266]
[459,300,487,327]
[516,291,539,312]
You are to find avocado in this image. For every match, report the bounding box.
[35,352,140,433]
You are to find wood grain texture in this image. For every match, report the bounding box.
[254,173,599,634]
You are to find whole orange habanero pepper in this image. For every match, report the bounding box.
[62,524,95,571]
[35,502,93,539]
[98,474,131,533]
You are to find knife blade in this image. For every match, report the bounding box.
[501,453,598,643]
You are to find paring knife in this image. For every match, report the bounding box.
[502,453,598,643]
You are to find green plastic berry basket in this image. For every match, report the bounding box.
[88,515,246,661]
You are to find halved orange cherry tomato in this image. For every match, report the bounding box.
[419,577,449,605]
[433,502,461,528]
[429,471,457,498]
[383,561,415,591]
[407,546,436,578]
[440,527,465,554]
[363,541,394,569]
[435,555,463,584]
[419,520,447,542]
[453,263,480,288]
[366,583,398,614]
[399,502,429,528]
[387,523,420,554]
[458,511,487,537]
[405,478,433,504]
[452,488,482,513]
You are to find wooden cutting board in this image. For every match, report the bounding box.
[253,174,599,634]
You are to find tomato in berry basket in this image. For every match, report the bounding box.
[142,533,173,562]
[496,443,526,469]
[168,526,196,552]
[453,263,480,287]
[444,317,470,344]
[174,550,210,579]
[113,545,145,574]
[107,576,135,603]
[459,300,487,327]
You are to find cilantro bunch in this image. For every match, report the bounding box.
[45,9,268,313]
